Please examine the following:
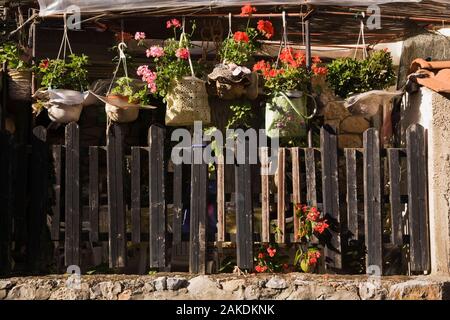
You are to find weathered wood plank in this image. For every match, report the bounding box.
[305,148,317,206]
[131,147,141,244]
[260,147,270,243]
[148,125,166,269]
[65,123,80,267]
[107,124,127,268]
[235,140,253,270]
[277,148,286,243]
[345,148,358,240]
[216,154,225,242]
[388,148,403,246]
[172,153,183,246]
[51,145,62,241]
[406,124,430,272]
[321,127,341,271]
[291,147,301,243]
[363,128,383,274]
[89,146,99,243]
[189,133,207,274]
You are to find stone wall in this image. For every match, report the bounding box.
[1,274,449,300]
[316,77,370,149]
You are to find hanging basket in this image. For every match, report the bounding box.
[104,95,140,123]
[265,91,316,139]
[208,64,259,100]
[46,89,85,123]
[7,69,32,102]
[165,76,211,126]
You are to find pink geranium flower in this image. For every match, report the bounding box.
[146,46,165,58]
[175,48,190,60]
[134,32,146,41]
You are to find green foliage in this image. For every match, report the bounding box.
[0,42,30,70]
[35,54,89,91]
[326,50,396,98]
[218,28,259,65]
[226,102,253,130]
[110,76,150,105]
[264,66,311,93]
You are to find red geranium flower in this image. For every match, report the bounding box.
[312,65,328,75]
[257,20,274,39]
[39,59,49,69]
[233,31,249,43]
[267,247,277,258]
[314,220,330,234]
[258,253,265,259]
[240,4,257,16]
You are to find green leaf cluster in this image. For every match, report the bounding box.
[35,54,89,91]
[326,50,396,98]
[110,76,150,105]
[0,42,30,70]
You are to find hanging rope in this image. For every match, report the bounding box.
[49,14,85,91]
[180,17,196,78]
[354,13,368,60]
[221,13,233,64]
[275,11,289,68]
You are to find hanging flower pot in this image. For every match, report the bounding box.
[165,76,210,126]
[266,90,316,138]
[104,95,140,123]
[46,89,85,123]
[1,42,32,102]
[34,54,89,123]
[208,63,258,100]
[7,69,32,102]
[135,18,210,126]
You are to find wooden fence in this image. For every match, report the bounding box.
[0,122,430,275]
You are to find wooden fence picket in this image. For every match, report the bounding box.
[321,127,341,271]
[406,124,430,272]
[65,122,80,267]
[107,124,127,268]
[363,128,383,274]
[148,125,166,270]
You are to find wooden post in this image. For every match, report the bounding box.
[107,124,127,268]
[321,127,341,271]
[345,148,359,240]
[189,136,207,274]
[291,147,301,242]
[276,148,286,243]
[65,122,81,267]
[148,125,166,270]
[388,148,403,246]
[89,146,100,243]
[131,147,141,244]
[51,145,62,241]
[216,154,225,242]
[406,124,430,272]
[235,140,253,270]
[260,147,270,243]
[305,148,317,207]
[363,128,383,275]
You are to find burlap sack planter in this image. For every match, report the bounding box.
[266,91,314,139]
[46,89,84,123]
[104,95,140,123]
[165,76,211,126]
[7,69,32,102]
